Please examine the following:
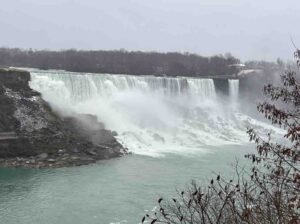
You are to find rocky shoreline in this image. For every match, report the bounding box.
[0,144,126,169]
[0,127,127,169]
[0,68,127,168]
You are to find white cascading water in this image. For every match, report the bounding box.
[229,79,239,110]
[29,70,282,157]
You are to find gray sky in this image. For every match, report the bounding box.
[0,0,299,61]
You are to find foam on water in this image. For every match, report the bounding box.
[29,70,283,157]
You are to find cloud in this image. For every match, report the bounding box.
[0,0,299,60]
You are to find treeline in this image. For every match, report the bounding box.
[0,48,240,77]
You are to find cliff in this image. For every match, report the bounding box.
[0,68,125,168]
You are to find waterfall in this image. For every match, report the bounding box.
[29,70,253,157]
[187,79,216,99]
[29,71,217,101]
[229,79,239,110]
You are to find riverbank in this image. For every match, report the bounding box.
[0,68,126,168]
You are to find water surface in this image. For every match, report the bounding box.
[0,144,253,224]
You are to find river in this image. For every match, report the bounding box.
[0,70,282,223]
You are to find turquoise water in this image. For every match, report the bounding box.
[1,70,278,223]
[0,144,253,224]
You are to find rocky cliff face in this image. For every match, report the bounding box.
[0,68,125,168]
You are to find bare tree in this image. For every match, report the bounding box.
[142,51,300,224]
[0,48,240,77]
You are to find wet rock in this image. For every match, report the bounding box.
[86,149,97,156]
[81,157,95,162]
[58,149,66,154]
[71,148,79,153]
[60,156,69,161]
[112,131,118,136]
[71,156,80,160]
[37,153,48,160]
[16,157,25,162]
[30,159,35,164]
[48,158,56,163]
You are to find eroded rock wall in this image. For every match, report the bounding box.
[0,68,124,167]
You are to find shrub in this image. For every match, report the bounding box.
[142,51,300,224]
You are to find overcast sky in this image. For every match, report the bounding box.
[0,0,299,61]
